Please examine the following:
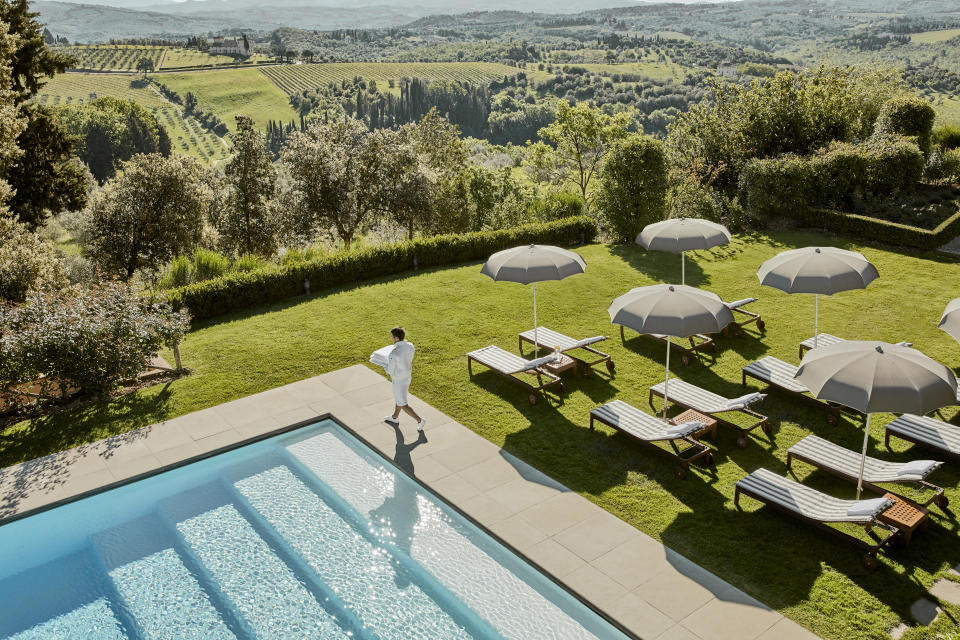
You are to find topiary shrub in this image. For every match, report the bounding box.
[597,135,669,242]
[738,154,817,221]
[863,134,925,197]
[874,95,937,157]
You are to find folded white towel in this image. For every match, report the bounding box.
[717,392,765,411]
[896,460,939,477]
[846,498,893,518]
[369,345,393,369]
[666,422,702,437]
[569,336,608,350]
[725,297,757,310]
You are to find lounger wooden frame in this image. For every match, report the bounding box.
[786,444,947,510]
[467,348,564,405]
[620,326,715,366]
[648,381,770,448]
[741,357,840,424]
[518,328,615,376]
[589,402,714,480]
[723,300,766,337]
[885,414,960,461]
[734,475,899,570]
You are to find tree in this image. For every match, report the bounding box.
[136,55,154,77]
[0,19,26,211]
[0,0,89,229]
[596,135,669,242]
[528,100,634,204]
[59,97,171,183]
[86,154,213,279]
[215,115,278,256]
[280,116,405,248]
[0,212,66,302]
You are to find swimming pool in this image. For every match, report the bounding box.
[0,418,632,640]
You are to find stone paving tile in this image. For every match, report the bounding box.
[950,563,960,577]
[563,563,630,608]
[754,618,821,640]
[656,625,704,640]
[428,472,482,504]
[141,423,194,454]
[909,597,941,625]
[457,455,525,492]
[553,510,641,562]
[103,454,163,481]
[681,591,781,640]
[194,429,245,454]
[633,563,720,622]
[607,591,675,640]
[485,513,547,552]
[456,493,516,525]
[428,438,503,473]
[282,377,340,403]
[153,441,203,467]
[484,475,566,515]
[522,538,588,578]
[518,490,600,537]
[593,534,675,590]
[887,623,909,640]
[318,364,384,393]
[408,454,455,483]
[930,577,960,606]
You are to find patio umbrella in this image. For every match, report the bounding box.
[481,244,586,357]
[937,297,960,344]
[795,340,956,498]
[757,247,878,349]
[637,218,731,285]
[608,284,735,415]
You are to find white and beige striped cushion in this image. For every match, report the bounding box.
[799,333,845,351]
[736,468,894,523]
[651,378,740,413]
[468,346,550,375]
[887,414,960,456]
[743,356,809,394]
[591,400,701,442]
[789,435,942,482]
[518,326,606,352]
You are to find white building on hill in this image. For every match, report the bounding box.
[209,34,253,58]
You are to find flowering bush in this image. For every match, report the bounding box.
[0,280,189,403]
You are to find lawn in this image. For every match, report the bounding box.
[2,231,960,639]
[910,29,960,44]
[159,68,298,132]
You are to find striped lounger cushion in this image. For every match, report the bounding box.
[650,379,755,413]
[799,333,845,351]
[887,414,960,457]
[468,346,553,375]
[591,400,701,442]
[789,435,942,483]
[742,357,809,394]
[518,327,606,352]
[736,468,894,523]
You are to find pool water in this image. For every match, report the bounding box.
[0,419,631,640]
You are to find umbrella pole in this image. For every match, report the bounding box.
[814,294,819,349]
[856,413,871,499]
[663,339,671,417]
[533,282,539,358]
[681,251,685,286]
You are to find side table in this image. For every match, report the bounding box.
[672,409,719,442]
[877,493,929,546]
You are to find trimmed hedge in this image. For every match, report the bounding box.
[799,203,960,250]
[165,217,598,321]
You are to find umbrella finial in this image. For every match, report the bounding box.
[815,247,821,253]
[876,345,883,353]
[668,285,675,292]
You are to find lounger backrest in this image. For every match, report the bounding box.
[519,327,578,351]
[468,346,540,374]
[736,468,892,523]
[592,400,699,441]
[743,357,809,393]
[798,333,845,351]
[887,414,960,455]
[789,435,920,482]
[650,379,729,413]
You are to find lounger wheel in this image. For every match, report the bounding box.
[681,355,691,366]
[756,319,766,331]
[936,494,949,508]
[606,360,615,373]
[736,435,748,448]
[861,554,878,571]
[703,452,714,466]
[734,326,743,337]
[528,394,537,405]
[558,382,566,394]
[761,422,772,437]
[827,413,838,425]
[582,366,591,378]
[675,466,687,480]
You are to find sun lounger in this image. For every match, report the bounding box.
[467,346,564,405]
[788,435,947,508]
[886,414,960,461]
[735,467,899,569]
[798,334,913,360]
[620,326,715,366]
[518,327,614,376]
[722,297,765,336]
[590,400,714,479]
[742,356,841,423]
[649,378,769,447]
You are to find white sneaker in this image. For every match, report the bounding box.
[384,415,399,426]
[417,418,426,432]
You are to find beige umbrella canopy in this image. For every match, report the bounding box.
[757,246,879,349]
[609,284,735,415]
[795,340,956,497]
[938,297,960,344]
[637,218,731,285]
[481,244,586,356]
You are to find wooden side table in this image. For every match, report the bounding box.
[877,493,929,546]
[542,352,577,377]
[672,409,719,442]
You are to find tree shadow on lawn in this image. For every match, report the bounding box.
[0,384,174,520]
[609,243,710,287]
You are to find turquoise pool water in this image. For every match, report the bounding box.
[0,419,631,640]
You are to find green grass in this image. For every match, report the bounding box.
[3,231,960,639]
[574,62,689,81]
[160,68,298,132]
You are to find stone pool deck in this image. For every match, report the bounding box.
[0,364,819,640]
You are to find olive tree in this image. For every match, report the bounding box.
[86,153,213,279]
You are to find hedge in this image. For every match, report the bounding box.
[799,203,960,250]
[164,216,598,321]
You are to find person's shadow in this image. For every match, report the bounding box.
[371,425,427,589]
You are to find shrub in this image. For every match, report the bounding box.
[0,214,67,303]
[0,280,189,401]
[863,134,924,197]
[925,149,960,185]
[933,125,960,151]
[158,255,193,289]
[190,248,229,281]
[738,154,814,221]
[597,135,669,242]
[165,217,598,321]
[800,203,960,250]
[873,95,936,157]
[528,191,585,222]
[666,178,725,222]
[233,254,269,272]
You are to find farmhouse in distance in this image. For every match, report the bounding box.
[208,33,253,57]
